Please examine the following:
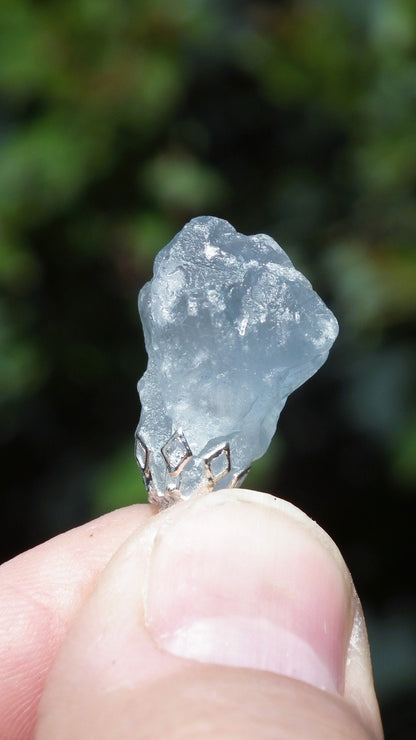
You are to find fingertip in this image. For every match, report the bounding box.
[35,490,383,739]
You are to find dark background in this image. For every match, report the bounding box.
[0,1,415,736]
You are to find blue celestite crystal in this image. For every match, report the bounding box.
[135,216,338,507]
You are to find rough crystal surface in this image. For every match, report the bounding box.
[136,216,338,506]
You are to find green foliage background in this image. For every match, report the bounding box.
[1,0,415,734]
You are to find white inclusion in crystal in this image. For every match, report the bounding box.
[135,216,339,507]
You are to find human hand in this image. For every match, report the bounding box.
[0,490,383,739]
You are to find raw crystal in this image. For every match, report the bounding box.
[135,216,338,507]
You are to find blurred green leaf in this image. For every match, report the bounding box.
[122,212,174,268]
[0,229,40,290]
[90,444,148,516]
[394,416,416,486]
[143,152,227,211]
[325,242,416,332]
[245,437,284,493]
[0,306,46,406]
[0,114,111,224]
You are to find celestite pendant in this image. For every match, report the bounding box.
[135,216,338,507]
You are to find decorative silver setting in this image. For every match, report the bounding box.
[161,429,193,476]
[136,429,251,505]
[231,466,251,488]
[135,433,157,497]
[135,434,148,471]
[163,475,182,504]
[204,442,231,488]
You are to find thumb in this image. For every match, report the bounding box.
[35,490,383,739]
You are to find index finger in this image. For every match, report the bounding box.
[0,504,153,740]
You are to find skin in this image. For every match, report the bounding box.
[0,489,383,739]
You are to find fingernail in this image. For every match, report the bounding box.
[145,489,354,694]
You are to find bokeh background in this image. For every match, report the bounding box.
[1,0,415,735]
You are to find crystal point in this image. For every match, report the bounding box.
[136,216,338,506]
